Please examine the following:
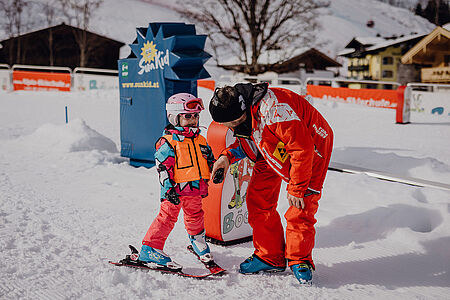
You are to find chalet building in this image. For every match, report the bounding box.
[0,23,124,70]
[339,34,427,85]
[219,48,342,83]
[401,25,450,84]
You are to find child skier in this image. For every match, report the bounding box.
[138,93,215,270]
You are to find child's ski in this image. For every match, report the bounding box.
[187,245,226,275]
[109,245,214,279]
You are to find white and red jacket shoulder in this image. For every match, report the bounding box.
[222,87,333,198]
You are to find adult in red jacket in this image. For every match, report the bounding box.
[209,83,333,284]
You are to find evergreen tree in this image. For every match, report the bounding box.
[415,3,423,16]
[422,0,450,26]
[423,0,437,24]
[438,0,450,25]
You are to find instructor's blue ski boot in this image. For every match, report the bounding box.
[138,245,182,271]
[239,254,286,274]
[189,230,213,263]
[291,263,313,284]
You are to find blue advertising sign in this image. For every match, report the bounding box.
[118,23,211,167]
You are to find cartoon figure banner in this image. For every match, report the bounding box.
[118,23,211,168]
[203,122,253,244]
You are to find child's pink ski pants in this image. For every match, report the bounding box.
[142,195,204,250]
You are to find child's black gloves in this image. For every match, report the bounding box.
[166,188,180,205]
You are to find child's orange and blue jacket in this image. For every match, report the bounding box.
[155,125,215,200]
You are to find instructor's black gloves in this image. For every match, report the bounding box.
[166,188,180,205]
[213,168,225,184]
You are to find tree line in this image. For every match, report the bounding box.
[415,0,450,26]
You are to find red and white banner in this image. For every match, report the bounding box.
[307,85,398,109]
[13,70,71,91]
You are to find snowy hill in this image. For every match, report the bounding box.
[0,0,433,77]
[82,0,434,77]
[86,0,434,60]
[316,0,434,57]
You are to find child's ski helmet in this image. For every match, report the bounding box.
[166,93,204,126]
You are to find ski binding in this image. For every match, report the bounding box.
[187,245,226,275]
[109,245,215,279]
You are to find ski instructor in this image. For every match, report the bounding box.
[209,83,333,284]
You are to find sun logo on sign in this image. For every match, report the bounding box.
[141,41,158,64]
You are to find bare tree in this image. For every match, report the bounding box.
[60,0,103,67]
[0,0,31,64]
[42,0,59,66]
[178,0,329,75]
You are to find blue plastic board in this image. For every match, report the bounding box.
[118,22,211,168]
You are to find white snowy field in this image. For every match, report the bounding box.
[0,88,449,299]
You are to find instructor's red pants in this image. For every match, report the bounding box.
[246,157,320,269]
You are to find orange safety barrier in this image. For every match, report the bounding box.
[307,84,398,109]
[13,70,71,91]
[203,121,253,245]
[197,79,215,91]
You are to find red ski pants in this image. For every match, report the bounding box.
[246,157,320,269]
[142,195,204,250]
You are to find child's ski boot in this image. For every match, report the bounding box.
[291,263,313,284]
[188,230,213,263]
[138,245,182,271]
[239,254,285,274]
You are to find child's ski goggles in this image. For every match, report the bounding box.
[181,113,199,119]
[166,98,204,113]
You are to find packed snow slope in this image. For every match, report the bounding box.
[0,88,449,299]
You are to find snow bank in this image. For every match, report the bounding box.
[22,119,118,154]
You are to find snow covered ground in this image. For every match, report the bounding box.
[0,87,449,299]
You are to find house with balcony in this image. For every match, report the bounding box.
[339,34,426,87]
[401,24,450,84]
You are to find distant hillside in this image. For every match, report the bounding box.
[93,0,434,77]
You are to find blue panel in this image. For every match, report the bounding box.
[118,22,211,168]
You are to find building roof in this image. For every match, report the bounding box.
[0,23,124,46]
[340,33,426,58]
[0,23,124,69]
[221,47,311,66]
[443,22,450,31]
[219,48,341,74]
[401,26,450,64]
[344,37,386,49]
[364,33,426,53]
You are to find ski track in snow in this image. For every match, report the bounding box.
[0,89,449,299]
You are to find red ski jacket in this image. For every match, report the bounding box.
[223,87,333,198]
